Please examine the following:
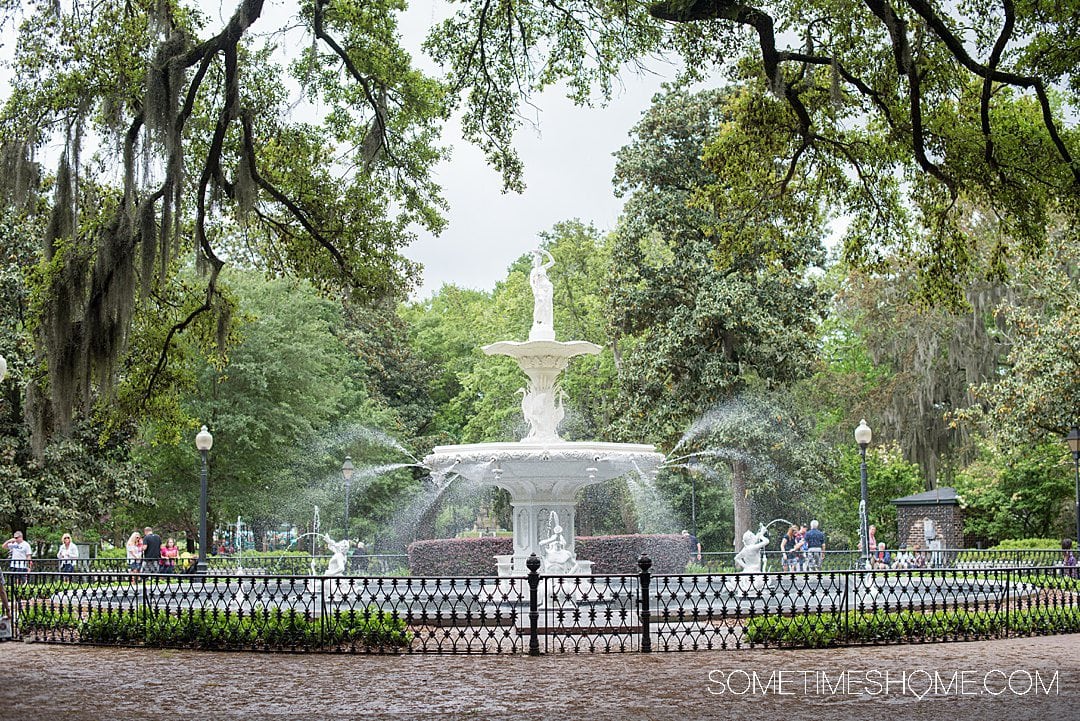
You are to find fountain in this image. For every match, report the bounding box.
[424,249,664,574]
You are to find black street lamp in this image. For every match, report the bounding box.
[690,469,698,541]
[195,425,214,574]
[342,456,355,538]
[855,419,872,568]
[1067,426,1080,546]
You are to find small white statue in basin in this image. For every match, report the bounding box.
[728,524,771,595]
[324,536,351,577]
[540,522,578,575]
[734,525,770,574]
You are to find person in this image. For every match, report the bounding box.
[141,526,162,573]
[681,529,701,565]
[125,531,143,582]
[1063,538,1078,579]
[793,525,807,571]
[779,525,799,572]
[179,548,198,574]
[893,546,915,570]
[56,533,79,581]
[2,531,32,587]
[160,538,179,574]
[349,541,369,573]
[0,572,11,639]
[873,541,891,569]
[804,520,826,570]
[912,546,928,569]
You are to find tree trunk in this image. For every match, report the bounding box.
[731,459,751,551]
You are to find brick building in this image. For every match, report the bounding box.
[891,487,964,550]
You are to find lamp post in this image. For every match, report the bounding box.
[1067,426,1080,546]
[341,456,355,538]
[195,425,214,574]
[690,469,698,541]
[855,419,872,568]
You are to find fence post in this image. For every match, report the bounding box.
[1004,567,1011,638]
[638,554,652,653]
[527,553,541,657]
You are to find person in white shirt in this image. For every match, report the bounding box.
[3,531,32,586]
[57,533,78,580]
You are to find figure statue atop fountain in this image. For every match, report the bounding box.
[529,248,555,341]
[734,525,770,574]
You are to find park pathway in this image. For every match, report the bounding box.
[1,634,1078,720]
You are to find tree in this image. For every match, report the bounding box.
[132,270,408,545]
[648,0,1080,305]
[606,86,828,546]
[958,224,1080,445]
[814,441,925,549]
[803,224,1012,487]
[952,440,1074,544]
[1,0,447,450]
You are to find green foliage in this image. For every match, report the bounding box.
[990,538,1065,551]
[131,270,420,543]
[20,605,411,649]
[744,607,1080,647]
[608,87,827,448]
[953,441,1075,545]
[959,225,1080,446]
[814,442,925,550]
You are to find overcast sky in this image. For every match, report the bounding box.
[397,2,673,300]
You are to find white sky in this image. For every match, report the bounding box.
[397,2,673,300]
[405,74,668,299]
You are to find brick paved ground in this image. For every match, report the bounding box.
[1,634,1078,720]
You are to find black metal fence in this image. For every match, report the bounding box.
[6,555,1078,654]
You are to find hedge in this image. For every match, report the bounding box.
[18,606,411,649]
[744,606,1080,647]
[407,534,689,575]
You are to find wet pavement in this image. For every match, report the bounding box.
[1,634,1078,720]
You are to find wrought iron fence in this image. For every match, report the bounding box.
[6,555,1078,654]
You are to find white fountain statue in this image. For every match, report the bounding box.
[727,524,771,595]
[539,512,580,575]
[425,249,664,574]
[323,536,351,577]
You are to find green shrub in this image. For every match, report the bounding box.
[744,606,1080,647]
[19,605,410,649]
[990,538,1061,550]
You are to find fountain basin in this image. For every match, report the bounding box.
[425,441,663,572]
[427,441,662,495]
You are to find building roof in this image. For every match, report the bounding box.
[891,487,960,506]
